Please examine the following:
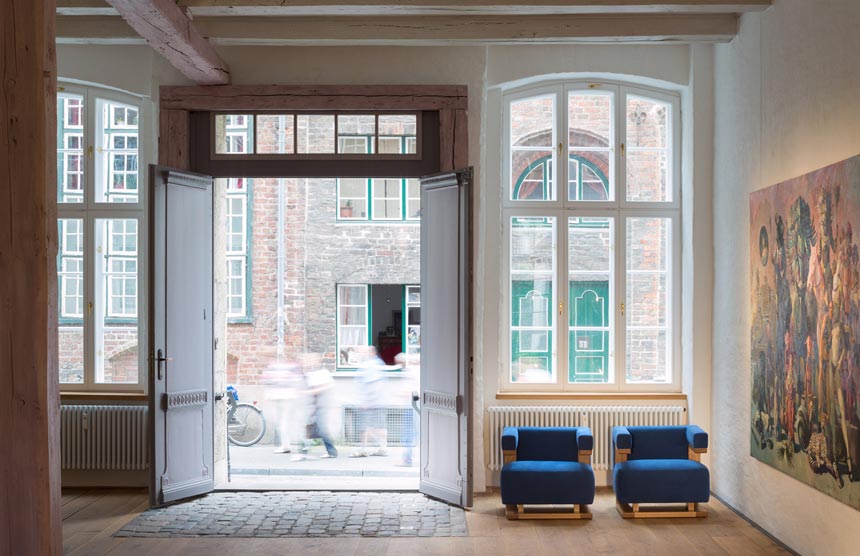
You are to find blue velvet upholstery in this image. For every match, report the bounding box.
[613,426,632,450]
[611,425,711,506]
[515,427,583,462]
[501,461,595,505]
[613,460,710,504]
[500,427,595,506]
[686,425,708,450]
[501,427,518,451]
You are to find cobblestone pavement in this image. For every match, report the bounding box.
[115,491,467,538]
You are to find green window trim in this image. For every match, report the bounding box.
[335,135,420,222]
[512,153,610,202]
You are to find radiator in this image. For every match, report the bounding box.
[61,404,148,471]
[487,405,687,471]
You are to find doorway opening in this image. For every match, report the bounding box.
[213,176,421,490]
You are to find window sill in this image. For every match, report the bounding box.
[495,392,686,401]
[61,391,148,401]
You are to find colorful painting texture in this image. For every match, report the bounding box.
[750,155,860,509]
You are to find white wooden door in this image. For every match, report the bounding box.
[419,169,473,508]
[149,166,214,506]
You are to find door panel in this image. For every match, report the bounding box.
[419,169,472,507]
[150,165,214,506]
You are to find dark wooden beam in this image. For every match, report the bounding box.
[0,0,62,554]
[104,0,230,85]
[160,84,468,111]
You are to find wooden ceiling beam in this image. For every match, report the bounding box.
[59,1,771,17]
[103,0,230,84]
[57,13,739,44]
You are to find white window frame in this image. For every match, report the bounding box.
[57,82,148,393]
[62,132,84,197]
[336,284,370,369]
[371,178,404,221]
[501,80,681,393]
[225,178,250,320]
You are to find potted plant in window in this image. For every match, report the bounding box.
[340,200,354,218]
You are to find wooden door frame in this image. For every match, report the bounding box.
[158,84,469,173]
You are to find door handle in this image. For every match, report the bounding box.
[155,348,172,380]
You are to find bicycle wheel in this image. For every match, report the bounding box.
[228,403,266,446]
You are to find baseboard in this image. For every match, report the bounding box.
[62,470,148,488]
[710,492,801,556]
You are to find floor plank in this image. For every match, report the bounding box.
[62,488,792,556]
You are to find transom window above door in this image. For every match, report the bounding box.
[212,112,419,158]
[502,81,681,393]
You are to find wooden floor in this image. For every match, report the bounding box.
[62,487,793,555]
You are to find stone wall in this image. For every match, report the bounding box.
[224,175,420,384]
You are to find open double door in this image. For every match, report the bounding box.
[148,166,472,508]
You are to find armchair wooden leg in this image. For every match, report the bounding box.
[617,501,708,519]
[504,503,593,520]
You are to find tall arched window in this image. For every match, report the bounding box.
[502,81,680,392]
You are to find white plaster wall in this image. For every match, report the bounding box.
[57,41,714,497]
[713,2,860,554]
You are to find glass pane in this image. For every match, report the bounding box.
[58,219,84,384]
[406,179,421,219]
[626,217,672,384]
[569,92,614,202]
[626,149,669,203]
[338,114,376,136]
[510,217,556,384]
[510,95,555,201]
[512,150,554,201]
[57,94,85,204]
[372,178,402,220]
[95,218,139,384]
[569,217,613,384]
[338,178,368,219]
[338,285,368,366]
[215,114,254,154]
[96,100,140,203]
[256,114,294,154]
[297,115,335,153]
[378,115,417,154]
[626,95,672,202]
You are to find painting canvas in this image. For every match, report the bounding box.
[750,156,860,509]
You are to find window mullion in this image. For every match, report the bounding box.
[557,209,569,389]
[615,212,627,391]
[83,214,95,390]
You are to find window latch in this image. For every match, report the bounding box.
[620,142,626,157]
[621,303,625,317]
[558,302,564,316]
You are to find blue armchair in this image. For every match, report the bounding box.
[612,425,710,518]
[500,427,595,520]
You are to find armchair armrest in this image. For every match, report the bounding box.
[686,425,708,451]
[576,427,594,465]
[686,425,708,461]
[612,426,632,452]
[576,427,594,452]
[612,426,632,465]
[502,426,518,464]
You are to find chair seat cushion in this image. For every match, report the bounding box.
[613,459,710,504]
[501,460,595,505]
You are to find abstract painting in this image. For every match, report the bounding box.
[750,155,860,509]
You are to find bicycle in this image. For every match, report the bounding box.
[225,385,267,447]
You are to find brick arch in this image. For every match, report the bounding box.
[105,343,139,384]
[512,129,611,201]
